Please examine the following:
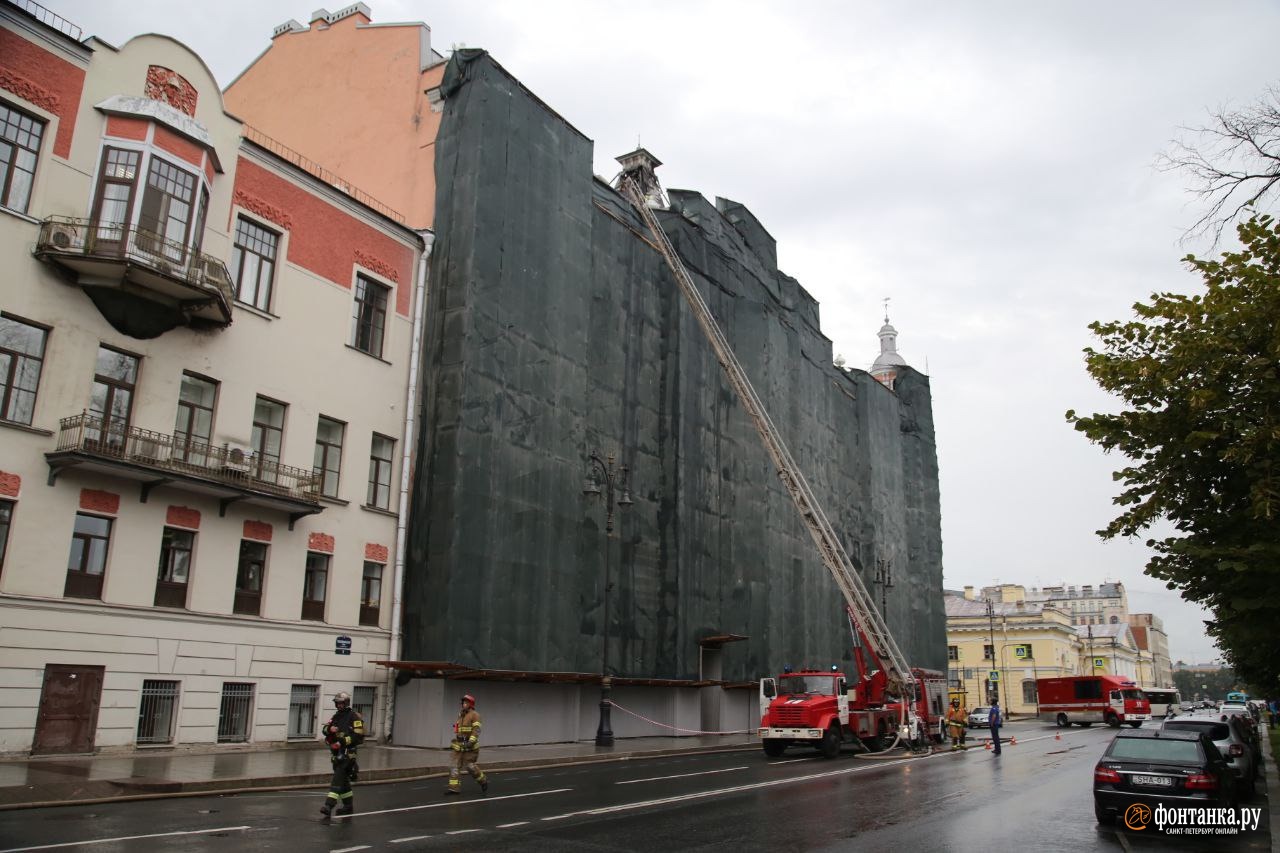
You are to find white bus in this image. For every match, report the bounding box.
[1143,688,1181,718]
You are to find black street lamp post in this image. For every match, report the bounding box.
[583,450,633,747]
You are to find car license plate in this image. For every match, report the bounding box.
[1132,774,1173,787]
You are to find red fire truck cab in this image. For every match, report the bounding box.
[758,668,901,757]
[1035,675,1151,728]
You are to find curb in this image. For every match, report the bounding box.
[0,741,761,811]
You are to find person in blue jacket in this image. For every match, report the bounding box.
[989,698,1002,755]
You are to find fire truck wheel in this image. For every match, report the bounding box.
[1127,720,1142,728]
[762,739,787,758]
[1079,722,1093,727]
[1055,714,1069,728]
[819,727,841,759]
[1105,713,1121,728]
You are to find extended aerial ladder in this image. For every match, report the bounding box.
[617,173,920,735]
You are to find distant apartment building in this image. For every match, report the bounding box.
[0,1,426,753]
[1126,613,1172,688]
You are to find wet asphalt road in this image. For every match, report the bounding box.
[0,722,1269,852]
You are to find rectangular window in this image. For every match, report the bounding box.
[313,416,345,498]
[136,679,180,745]
[983,644,995,660]
[360,561,383,627]
[0,101,44,213]
[350,275,389,358]
[946,645,959,661]
[287,684,318,738]
[154,527,194,608]
[0,313,48,425]
[353,686,375,736]
[65,513,111,599]
[230,216,279,311]
[88,345,139,451]
[174,372,217,462]
[90,146,141,247]
[137,156,196,261]
[301,552,329,621]
[251,396,285,482]
[234,540,267,616]
[216,682,254,743]
[367,434,394,509]
[0,499,12,573]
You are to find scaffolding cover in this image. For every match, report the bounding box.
[404,52,946,681]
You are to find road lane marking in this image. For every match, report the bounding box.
[768,758,813,764]
[333,787,571,820]
[0,825,251,852]
[497,822,528,828]
[541,757,921,822]
[332,847,371,853]
[390,837,432,844]
[445,829,480,835]
[616,766,748,785]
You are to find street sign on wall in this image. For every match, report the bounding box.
[335,636,352,656]
[988,671,1000,682]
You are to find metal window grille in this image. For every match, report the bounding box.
[136,680,180,744]
[217,682,255,743]
[288,684,318,738]
[353,686,375,736]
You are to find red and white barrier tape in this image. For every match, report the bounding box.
[605,699,756,736]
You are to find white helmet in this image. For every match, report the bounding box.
[334,691,351,707]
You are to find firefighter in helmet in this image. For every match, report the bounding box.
[319,691,365,817]
[446,693,488,795]
[945,698,968,750]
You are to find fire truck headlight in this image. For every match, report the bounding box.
[809,729,822,738]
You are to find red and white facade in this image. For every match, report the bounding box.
[0,2,427,753]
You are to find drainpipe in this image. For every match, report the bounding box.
[384,229,434,741]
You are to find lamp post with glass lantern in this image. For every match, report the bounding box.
[582,450,633,747]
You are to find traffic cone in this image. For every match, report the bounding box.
[984,740,992,750]
[1054,733,1061,741]
[1009,736,1017,746]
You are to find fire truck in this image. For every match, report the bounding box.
[757,605,947,757]
[617,168,936,758]
[1035,675,1151,728]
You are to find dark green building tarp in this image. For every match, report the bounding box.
[404,52,945,682]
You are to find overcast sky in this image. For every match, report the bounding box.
[55,0,1280,664]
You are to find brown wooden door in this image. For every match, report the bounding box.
[32,665,104,755]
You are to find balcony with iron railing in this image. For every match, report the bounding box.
[46,413,323,528]
[33,217,236,336]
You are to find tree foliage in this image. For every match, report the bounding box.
[1158,85,1280,247]
[1067,215,1280,691]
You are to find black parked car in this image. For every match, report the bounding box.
[1094,728,1236,825]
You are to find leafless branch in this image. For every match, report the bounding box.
[1156,85,1280,247]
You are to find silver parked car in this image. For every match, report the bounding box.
[1162,711,1261,798]
[967,706,992,728]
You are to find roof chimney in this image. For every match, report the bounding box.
[963,585,974,601]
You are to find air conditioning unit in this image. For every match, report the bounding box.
[223,442,256,471]
[47,222,80,250]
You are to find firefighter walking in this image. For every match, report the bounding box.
[446,694,488,795]
[319,691,365,817]
[946,699,968,749]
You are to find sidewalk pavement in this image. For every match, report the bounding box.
[0,735,759,810]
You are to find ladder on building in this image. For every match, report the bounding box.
[618,177,917,702]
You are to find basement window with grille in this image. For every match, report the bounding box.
[217,682,255,743]
[288,684,319,738]
[136,679,180,745]
[353,685,375,737]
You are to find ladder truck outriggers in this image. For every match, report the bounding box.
[616,159,937,757]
